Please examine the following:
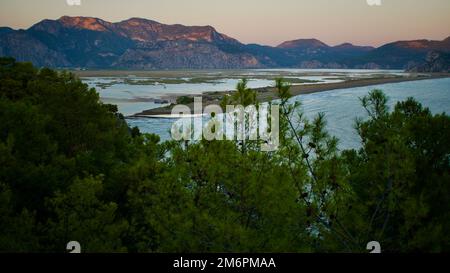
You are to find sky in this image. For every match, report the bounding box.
[0,0,449,47]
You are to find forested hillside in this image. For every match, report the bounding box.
[0,58,449,252]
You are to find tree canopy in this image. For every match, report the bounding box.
[0,58,449,252]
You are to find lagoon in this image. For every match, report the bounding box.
[127,78,450,150]
[82,70,450,150]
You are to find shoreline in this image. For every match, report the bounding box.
[130,73,450,117]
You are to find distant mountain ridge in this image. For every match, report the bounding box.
[0,16,258,69]
[277,38,329,49]
[407,51,450,73]
[1,16,449,70]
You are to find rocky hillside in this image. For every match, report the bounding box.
[407,51,450,73]
[348,38,450,69]
[272,39,375,68]
[0,16,449,70]
[0,16,260,69]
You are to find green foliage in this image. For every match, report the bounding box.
[176,96,194,105]
[335,92,450,252]
[221,79,257,108]
[46,176,128,252]
[0,183,39,252]
[0,58,448,253]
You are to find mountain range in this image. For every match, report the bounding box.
[0,16,449,70]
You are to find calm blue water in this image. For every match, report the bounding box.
[126,78,450,150]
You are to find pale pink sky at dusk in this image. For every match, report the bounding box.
[0,0,449,47]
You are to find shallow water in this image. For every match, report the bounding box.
[81,69,449,150]
[84,69,405,116]
[126,78,450,150]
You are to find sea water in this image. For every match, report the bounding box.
[82,70,449,150]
